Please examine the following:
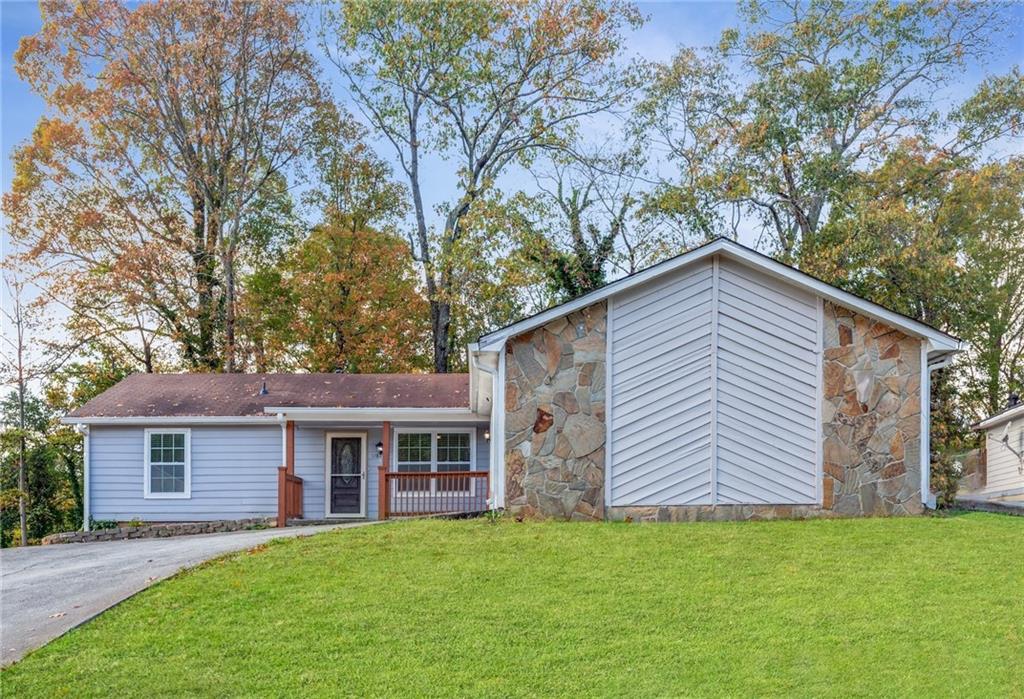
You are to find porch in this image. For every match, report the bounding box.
[276,419,491,525]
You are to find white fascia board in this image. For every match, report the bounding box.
[265,407,488,423]
[477,238,960,354]
[477,240,723,350]
[976,403,1024,431]
[61,415,280,426]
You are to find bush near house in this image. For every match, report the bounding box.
[3,515,1023,696]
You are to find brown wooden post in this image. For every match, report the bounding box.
[285,420,296,475]
[277,466,287,527]
[379,420,391,519]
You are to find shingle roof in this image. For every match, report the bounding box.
[67,373,470,418]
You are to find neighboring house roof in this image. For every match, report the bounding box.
[976,402,1024,431]
[475,237,961,354]
[65,373,470,419]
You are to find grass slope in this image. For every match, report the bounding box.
[3,514,1023,697]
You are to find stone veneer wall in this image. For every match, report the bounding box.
[504,302,606,520]
[822,302,923,515]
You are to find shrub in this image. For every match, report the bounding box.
[931,452,962,508]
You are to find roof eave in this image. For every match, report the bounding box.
[263,407,487,422]
[61,415,281,425]
[477,238,960,353]
[975,403,1024,431]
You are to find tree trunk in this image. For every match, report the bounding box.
[18,378,27,547]
[191,192,219,370]
[223,247,237,373]
[431,298,451,373]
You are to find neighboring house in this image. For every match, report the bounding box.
[64,238,961,527]
[970,398,1024,500]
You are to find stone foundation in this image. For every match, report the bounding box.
[505,302,607,520]
[822,303,923,515]
[41,517,275,544]
[609,505,836,522]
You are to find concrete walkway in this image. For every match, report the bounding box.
[0,522,376,666]
[955,495,1024,516]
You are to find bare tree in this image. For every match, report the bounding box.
[322,0,640,371]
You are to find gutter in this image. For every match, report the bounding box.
[76,424,90,531]
[61,415,281,426]
[471,347,500,511]
[263,407,487,423]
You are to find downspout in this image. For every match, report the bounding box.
[471,350,500,510]
[77,424,90,531]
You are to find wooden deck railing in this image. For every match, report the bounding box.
[277,466,303,526]
[382,471,489,518]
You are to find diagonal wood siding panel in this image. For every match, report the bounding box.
[715,258,819,503]
[610,262,714,505]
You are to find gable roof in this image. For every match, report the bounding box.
[476,237,960,353]
[65,373,470,420]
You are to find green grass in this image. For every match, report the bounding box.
[4,514,1023,698]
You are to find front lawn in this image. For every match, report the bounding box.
[4,514,1022,697]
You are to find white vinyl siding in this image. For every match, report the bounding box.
[609,255,821,506]
[610,261,715,505]
[980,422,1024,496]
[714,258,819,504]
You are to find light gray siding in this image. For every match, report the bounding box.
[90,425,281,522]
[607,255,821,507]
[715,258,819,504]
[610,261,714,505]
[980,422,1024,495]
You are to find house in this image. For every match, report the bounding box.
[968,397,1024,502]
[64,238,961,527]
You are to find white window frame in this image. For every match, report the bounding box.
[392,427,476,497]
[143,428,191,499]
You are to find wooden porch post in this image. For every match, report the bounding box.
[286,420,295,474]
[277,466,287,528]
[278,421,297,527]
[379,421,391,519]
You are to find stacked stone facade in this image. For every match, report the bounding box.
[821,302,924,515]
[504,302,607,520]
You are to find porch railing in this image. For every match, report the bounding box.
[277,466,303,526]
[382,471,489,518]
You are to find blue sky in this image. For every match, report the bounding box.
[2,0,1022,255]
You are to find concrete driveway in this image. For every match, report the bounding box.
[0,522,374,666]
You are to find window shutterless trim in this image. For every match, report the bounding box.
[143,428,191,499]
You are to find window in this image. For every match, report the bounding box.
[437,432,471,492]
[144,429,190,498]
[396,432,432,493]
[394,430,474,494]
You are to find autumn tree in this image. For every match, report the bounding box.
[9,0,323,371]
[287,224,430,373]
[639,0,1016,259]
[322,0,641,371]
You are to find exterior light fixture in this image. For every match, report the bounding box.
[484,429,491,441]
[376,441,384,457]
